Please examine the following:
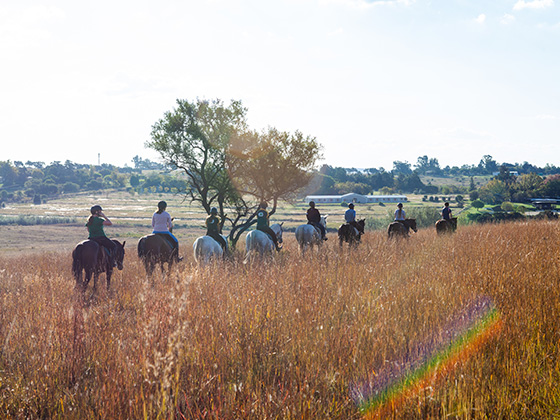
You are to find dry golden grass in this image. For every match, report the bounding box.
[1,220,560,419]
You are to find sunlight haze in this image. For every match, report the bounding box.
[1,0,559,169]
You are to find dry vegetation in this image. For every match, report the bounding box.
[1,219,560,419]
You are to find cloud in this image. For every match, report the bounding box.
[513,0,554,11]
[500,13,516,24]
[533,114,558,120]
[319,0,415,8]
[475,14,486,24]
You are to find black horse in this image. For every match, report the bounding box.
[72,239,125,296]
[435,217,458,235]
[338,219,365,248]
[387,219,418,239]
[137,234,178,276]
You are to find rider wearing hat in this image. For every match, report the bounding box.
[86,205,117,266]
[205,207,228,252]
[306,201,327,240]
[256,201,282,251]
[152,200,182,262]
[344,202,360,231]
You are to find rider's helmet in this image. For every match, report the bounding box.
[309,201,315,208]
[210,207,218,215]
[260,201,268,209]
[90,205,102,214]
[397,202,403,208]
[158,201,167,211]
[348,203,354,209]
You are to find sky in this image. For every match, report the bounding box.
[1,0,559,171]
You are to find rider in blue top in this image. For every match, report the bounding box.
[345,203,356,223]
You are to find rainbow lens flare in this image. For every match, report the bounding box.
[353,297,503,419]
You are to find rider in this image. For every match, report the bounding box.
[441,202,453,220]
[152,201,182,262]
[86,205,117,267]
[394,202,406,222]
[256,201,282,251]
[344,202,360,231]
[206,207,228,253]
[307,201,327,240]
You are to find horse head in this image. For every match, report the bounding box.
[357,219,366,234]
[320,215,328,228]
[113,240,126,270]
[272,223,284,244]
[407,219,418,233]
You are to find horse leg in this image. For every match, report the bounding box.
[106,268,112,291]
[74,269,83,291]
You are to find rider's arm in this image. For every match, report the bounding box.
[99,212,112,226]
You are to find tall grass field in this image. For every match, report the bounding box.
[1,220,559,418]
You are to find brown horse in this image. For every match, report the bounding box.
[137,233,177,276]
[388,219,417,239]
[72,239,126,296]
[338,219,366,248]
[435,217,458,235]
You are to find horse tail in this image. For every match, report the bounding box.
[138,237,146,259]
[72,245,82,280]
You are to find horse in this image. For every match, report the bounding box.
[137,233,178,276]
[338,219,365,248]
[193,235,228,265]
[244,223,284,262]
[435,217,457,235]
[294,216,327,254]
[387,219,418,239]
[72,239,126,297]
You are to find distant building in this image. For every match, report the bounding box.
[304,193,408,204]
[531,198,560,210]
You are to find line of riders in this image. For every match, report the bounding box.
[85,199,455,265]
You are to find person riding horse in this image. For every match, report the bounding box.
[86,205,117,267]
[344,203,361,232]
[441,202,453,220]
[256,202,282,251]
[206,207,228,253]
[394,202,411,234]
[152,201,182,262]
[307,201,327,241]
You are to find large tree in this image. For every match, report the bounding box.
[148,98,247,225]
[148,98,322,248]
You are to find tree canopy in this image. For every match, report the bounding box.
[147,98,322,247]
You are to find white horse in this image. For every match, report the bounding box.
[295,216,328,255]
[193,235,227,265]
[244,223,284,262]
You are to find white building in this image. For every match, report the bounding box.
[304,193,408,204]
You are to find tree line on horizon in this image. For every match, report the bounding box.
[1,153,560,206]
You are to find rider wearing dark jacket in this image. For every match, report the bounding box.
[256,202,281,251]
[306,201,327,240]
[205,207,228,252]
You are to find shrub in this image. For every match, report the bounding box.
[471,199,485,210]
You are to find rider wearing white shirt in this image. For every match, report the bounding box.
[394,203,406,221]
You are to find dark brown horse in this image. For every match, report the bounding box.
[388,219,417,239]
[72,239,125,296]
[435,217,458,235]
[338,219,365,248]
[137,234,177,276]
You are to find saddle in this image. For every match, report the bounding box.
[154,233,175,250]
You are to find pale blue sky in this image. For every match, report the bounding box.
[1,0,558,169]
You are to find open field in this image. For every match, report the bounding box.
[1,218,560,418]
[0,190,463,256]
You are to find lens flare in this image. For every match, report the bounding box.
[353,297,503,419]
